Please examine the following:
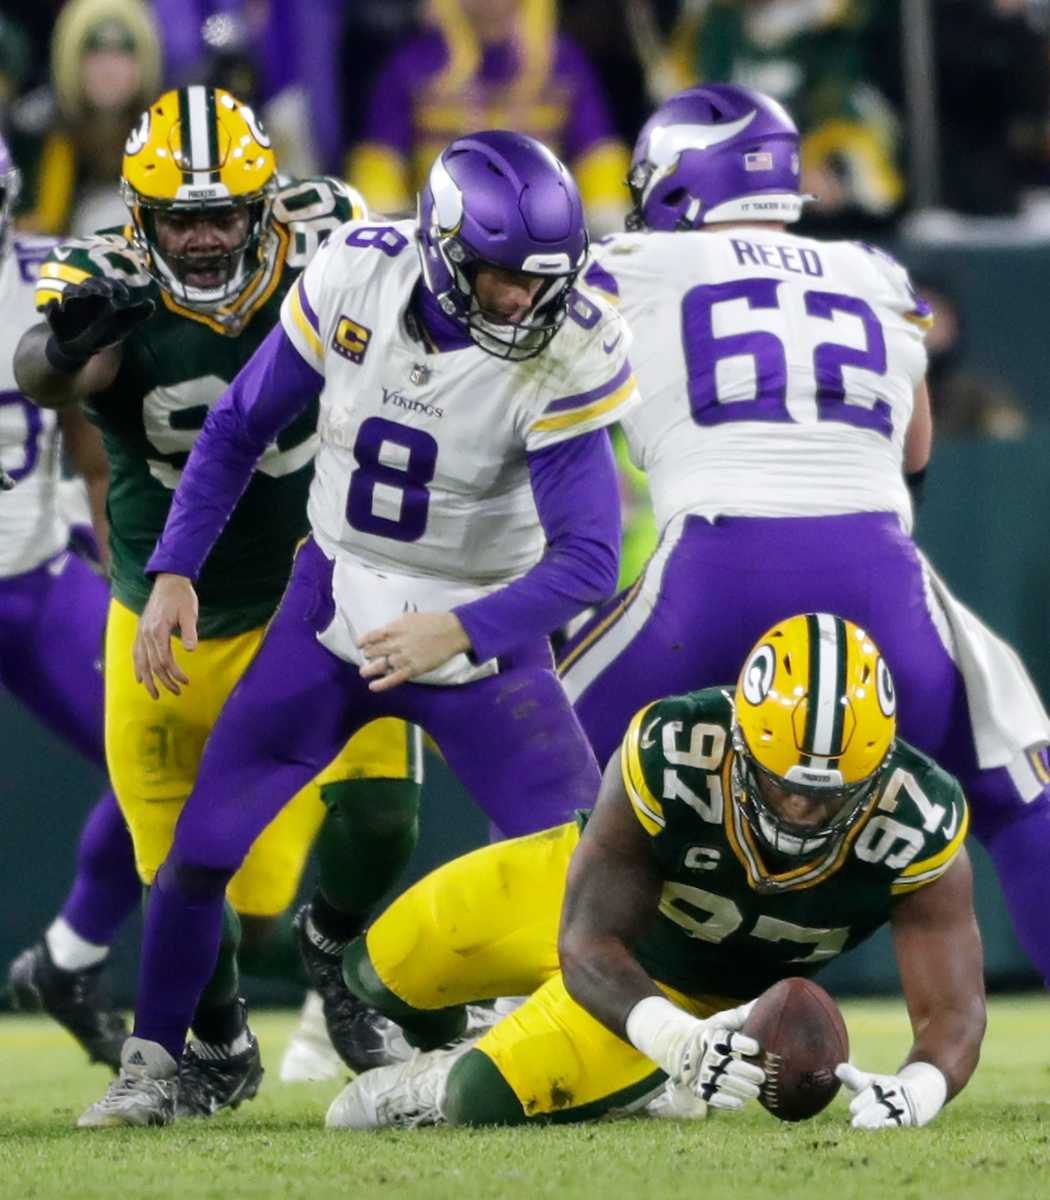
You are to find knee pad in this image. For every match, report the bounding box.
[160,855,233,903]
[321,778,421,841]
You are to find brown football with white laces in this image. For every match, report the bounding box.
[741,977,849,1122]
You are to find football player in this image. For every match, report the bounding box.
[14,86,424,1115]
[558,84,1050,988]
[0,132,140,1071]
[75,128,638,1127]
[325,615,985,1131]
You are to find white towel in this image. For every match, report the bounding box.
[317,554,500,687]
[922,553,1050,782]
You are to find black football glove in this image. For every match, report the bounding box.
[45,276,155,372]
[0,466,14,491]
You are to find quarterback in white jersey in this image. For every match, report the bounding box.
[0,137,140,1072]
[87,131,640,1122]
[558,85,1050,1011]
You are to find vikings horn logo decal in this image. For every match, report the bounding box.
[876,657,896,717]
[742,644,776,705]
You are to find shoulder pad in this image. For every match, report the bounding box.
[851,241,931,325]
[620,689,734,835]
[523,288,638,447]
[35,230,156,310]
[321,217,415,283]
[273,175,368,233]
[275,176,375,273]
[862,744,969,893]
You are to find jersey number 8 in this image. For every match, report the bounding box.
[346,417,437,542]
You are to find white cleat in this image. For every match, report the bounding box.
[644,1077,708,1121]
[279,991,346,1083]
[326,1040,475,1130]
[77,1036,178,1128]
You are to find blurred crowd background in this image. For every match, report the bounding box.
[5,0,1050,447]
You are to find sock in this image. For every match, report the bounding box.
[191,995,249,1053]
[443,1048,526,1127]
[59,790,141,948]
[131,862,229,1061]
[342,934,466,1049]
[315,778,421,918]
[196,900,242,1012]
[45,916,108,971]
[308,891,364,951]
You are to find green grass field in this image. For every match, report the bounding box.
[2,998,1048,1200]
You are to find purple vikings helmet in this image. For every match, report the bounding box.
[627,84,809,232]
[417,130,589,361]
[0,133,21,256]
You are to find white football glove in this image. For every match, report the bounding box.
[678,1003,765,1110]
[625,996,763,1112]
[835,1062,948,1130]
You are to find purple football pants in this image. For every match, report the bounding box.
[559,511,1050,985]
[134,537,600,1056]
[0,552,139,947]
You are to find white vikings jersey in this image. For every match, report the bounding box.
[281,218,639,583]
[585,227,930,534]
[0,237,67,577]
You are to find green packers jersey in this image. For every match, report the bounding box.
[35,176,364,637]
[614,688,969,1000]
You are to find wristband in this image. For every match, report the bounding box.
[899,1061,948,1125]
[625,995,704,1077]
[45,335,90,374]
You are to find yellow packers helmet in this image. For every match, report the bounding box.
[732,612,897,858]
[121,85,278,308]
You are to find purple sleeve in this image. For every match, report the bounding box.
[146,324,323,580]
[555,37,619,162]
[453,430,621,663]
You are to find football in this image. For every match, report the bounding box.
[741,977,849,1122]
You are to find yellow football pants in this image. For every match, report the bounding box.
[104,598,419,916]
[366,822,740,1117]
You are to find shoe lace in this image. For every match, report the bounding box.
[178,1050,236,1114]
[376,1046,467,1128]
[99,1071,172,1109]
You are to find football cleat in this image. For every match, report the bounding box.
[294,906,402,1074]
[176,1031,264,1118]
[645,1078,709,1121]
[77,1036,178,1128]
[7,941,127,1071]
[278,991,345,1083]
[325,1041,475,1130]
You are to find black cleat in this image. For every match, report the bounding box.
[177,1031,264,1118]
[7,941,126,1071]
[294,905,397,1074]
